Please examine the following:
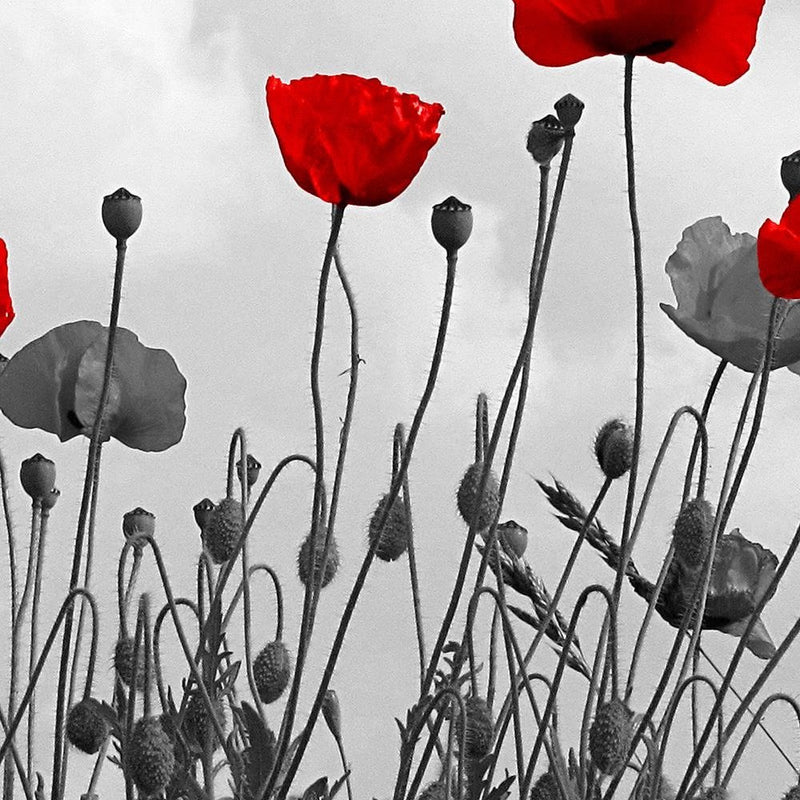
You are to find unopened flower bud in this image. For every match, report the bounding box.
[236,454,262,488]
[102,188,142,241]
[781,151,800,200]
[123,507,155,548]
[431,196,473,254]
[594,419,634,480]
[193,498,214,533]
[497,520,528,558]
[41,488,60,510]
[20,454,56,501]
[456,696,494,760]
[589,697,635,776]
[554,93,585,129]
[672,497,714,570]
[526,115,565,164]
[322,689,342,740]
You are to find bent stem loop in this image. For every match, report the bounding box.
[270,242,460,800]
[153,598,199,714]
[719,693,800,790]
[52,236,129,800]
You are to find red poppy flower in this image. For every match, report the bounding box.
[512,0,765,86]
[0,239,15,337]
[0,320,186,452]
[266,74,444,206]
[758,195,800,299]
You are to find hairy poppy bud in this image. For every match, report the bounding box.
[456,461,500,529]
[66,698,108,754]
[127,717,175,796]
[554,93,584,129]
[298,527,339,588]
[254,640,292,704]
[589,697,635,775]
[123,507,155,548]
[781,151,800,200]
[431,196,473,254]
[594,419,634,480]
[114,636,150,690]
[456,696,494,760]
[368,492,410,562]
[529,771,559,800]
[236,454,262,488]
[673,498,714,570]
[322,689,341,740]
[203,498,244,564]
[193,498,214,532]
[184,692,226,752]
[102,188,142,241]
[20,453,56,501]
[419,783,449,800]
[526,115,565,164]
[497,520,528,558]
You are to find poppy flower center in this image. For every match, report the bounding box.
[577,0,716,56]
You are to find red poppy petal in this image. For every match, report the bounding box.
[512,0,608,67]
[267,74,443,206]
[758,218,800,299]
[648,0,765,85]
[0,240,15,338]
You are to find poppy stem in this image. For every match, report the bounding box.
[51,236,129,800]
[613,53,646,612]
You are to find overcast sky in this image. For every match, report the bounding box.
[2,2,800,799]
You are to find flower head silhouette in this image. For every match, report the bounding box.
[758,195,800,300]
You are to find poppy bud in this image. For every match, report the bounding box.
[41,488,60,510]
[203,498,244,564]
[102,188,142,241]
[193,498,215,533]
[497,520,528,558]
[419,783,449,800]
[529,771,559,800]
[127,717,175,796]
[123,507,155,547]
[184,692,226,752]
[526,115,565,164]
[368,492,410,562]
[554,93,585,129]
[455,696,493,760]
[588,697,635,775]
[236,454,262,488]
[66,698,108,754]
[297,527,339,588]
[672,498,714,570]
[253,640,292,704]
[457,461,500,530]
[322,689,341,740]
[594,419,634,480]
[20,453,56,501]
[781,151,800,200]
[431,196,473,254]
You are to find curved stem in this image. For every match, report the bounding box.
[153,598,199,714]
[52,236,129,800]
[271,242,460,800]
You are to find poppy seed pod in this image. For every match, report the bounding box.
[102,188,142,241]
[497,520,528,558]
[123,507,155,547]
[66,698,108,754]
[236,454,262,488]
[672,498,714,570]
[368,492,410,561]
[322,689,341,740]
[455,696,494,760]
[298,527,339,588]
[588,697,635,776]
[20,453,56,501]
[431,196,473,253]
[526,115,565,164]
[781,151,800,200]
[203,498,244,564]
[554,93,584,129]
[253,640,292,704]
[456,461,500,530]
[193,498,214,532]
[594,419,634,480]
[127,717,175,796]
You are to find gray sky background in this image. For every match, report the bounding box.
[1,2,800,799]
